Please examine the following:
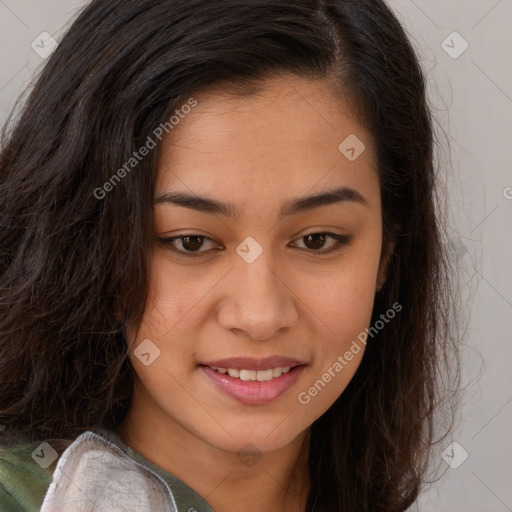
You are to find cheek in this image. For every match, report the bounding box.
[139,252,209,333]
[294,247,380,337]
[304,273,375,324]
[291,251,380,410]
[294,283,372,416]
[125,255,202,380]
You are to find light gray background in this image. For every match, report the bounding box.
[1,1,511,511]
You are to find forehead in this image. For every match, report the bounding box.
[155,74,378,212]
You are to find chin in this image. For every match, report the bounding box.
[201,418,309,456]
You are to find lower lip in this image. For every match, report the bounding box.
[200,365,305,405]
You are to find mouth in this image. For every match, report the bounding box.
[198,358,307,405]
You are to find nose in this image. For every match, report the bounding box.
[217,249,298,341]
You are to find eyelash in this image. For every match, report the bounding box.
[156,232,353,258]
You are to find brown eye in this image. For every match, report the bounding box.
[180,235,206,252]
[292,232,353,254]
[156,234,220,257]
[303,233,328,250]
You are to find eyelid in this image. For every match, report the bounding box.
[156,231,353,258]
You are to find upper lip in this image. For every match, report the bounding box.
[200,356,306,371]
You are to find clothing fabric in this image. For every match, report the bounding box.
[0,427,215,512]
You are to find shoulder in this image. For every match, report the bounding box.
[0,440,56,512]
[40,429,179,511]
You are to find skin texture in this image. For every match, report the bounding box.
[117,74,388,512]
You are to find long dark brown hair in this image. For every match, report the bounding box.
[0,1,461,510]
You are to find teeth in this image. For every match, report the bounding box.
[256,369,274,381]
[212,366,295,381]
[239,369,257,381]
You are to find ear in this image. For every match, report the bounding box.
[376,239,395,292]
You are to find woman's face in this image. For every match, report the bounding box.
[126,74,386,455]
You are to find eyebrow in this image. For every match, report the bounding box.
[154,185,368,219]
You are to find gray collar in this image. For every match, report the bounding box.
[41,428,179,512]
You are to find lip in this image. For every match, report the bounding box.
[200,364,306,405]
[200,356,306,371]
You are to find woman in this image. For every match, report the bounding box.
[0,0,460,511]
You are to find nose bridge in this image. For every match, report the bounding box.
[237,249,279,298]
[220,236,297,340]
